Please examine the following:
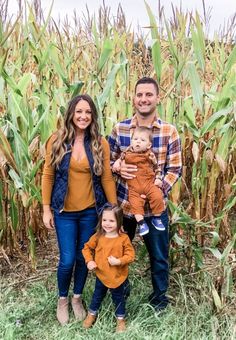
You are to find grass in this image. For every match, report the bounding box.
[1,261,235,340]
[0,273,235,340]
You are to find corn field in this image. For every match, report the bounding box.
[0,0,236,303]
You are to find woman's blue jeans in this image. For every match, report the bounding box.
[54,207,98,297]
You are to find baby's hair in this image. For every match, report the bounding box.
[132,126,153,142]
[96,204,123,236]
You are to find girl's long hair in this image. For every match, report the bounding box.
[96,204,124,237]
[50,94,103,175]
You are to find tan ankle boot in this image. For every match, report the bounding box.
[116,318,126,332]
[71,296,86,321]
[57,298,69,325]
[83,312,96,328]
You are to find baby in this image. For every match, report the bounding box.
[113,126,165,236]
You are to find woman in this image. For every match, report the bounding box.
[42,94,117,325]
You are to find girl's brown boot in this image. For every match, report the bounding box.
[83,312,96,328]
[116,318,126,332]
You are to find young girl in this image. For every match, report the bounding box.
[82,204,135,332]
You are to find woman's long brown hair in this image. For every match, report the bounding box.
[50,94,103,175]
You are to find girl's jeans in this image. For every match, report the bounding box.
[54,207,98,297]
[89,277,127,318]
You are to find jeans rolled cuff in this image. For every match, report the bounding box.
[115,313,125,318]
[88,308,98,315]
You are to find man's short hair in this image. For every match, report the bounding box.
[135,77,159,95]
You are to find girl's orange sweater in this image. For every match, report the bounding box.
[82,233,135,288]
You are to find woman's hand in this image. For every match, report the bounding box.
[43,206,55,230]
[108,256,121,266]
[87,261,97,270]
[120,160,137,180]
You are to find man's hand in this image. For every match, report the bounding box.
[87,261,97,270]
[149,151,157,165]
[108,256,121,266]
[112,158,121,173]
[154,178,163,188]
[120,160,137,180]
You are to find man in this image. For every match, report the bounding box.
[108,77,182,311]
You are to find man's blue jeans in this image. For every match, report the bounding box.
[54,208,98,297]
[123,209,169,310]
[89,277,127,318]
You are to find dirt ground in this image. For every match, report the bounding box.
[0,233,58,288]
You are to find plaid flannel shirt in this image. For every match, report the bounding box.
[108,114,182,217]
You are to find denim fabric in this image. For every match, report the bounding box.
[123,216,137,241]
[143,209,169,309]
[123,209,169,310]
[54,207,98,297]
[89,277,127,317]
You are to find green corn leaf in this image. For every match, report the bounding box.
[17,73,33,96]
[97,38,113,74]
[29,160,44,181]
[8,169,23,189]
[222,195,236,212]
[187,61,203,111]
[151,40,162,83]
[145,1,161,81]
[1,69,22,96]
[191,13,205,71]
[173,233,185,246]
[201,105,233,135]
[96,63,121,111]
[205,247,222,260]
[220,233,236,265]
[194,248,204,269]
[224,44,236,77]
[70,81,84,98]
[208,231,221,247]
[9,92,28,126]
[183,97,196,128]
[9,199,18,231]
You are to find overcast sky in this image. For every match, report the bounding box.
[8,0,236,37]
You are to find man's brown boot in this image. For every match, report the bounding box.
[116,318,126,332]
[57,298,69,325]
[71,296,86,321]
[83,312,96,328]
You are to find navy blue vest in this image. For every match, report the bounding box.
[51,132,107,215]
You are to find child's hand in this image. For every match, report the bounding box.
[149,152,157,164]
[108,256,121,266]
[154,178,163,188]
[87,261,97,270]
[112,159,121,173]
